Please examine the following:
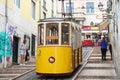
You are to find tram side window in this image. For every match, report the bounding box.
[46,23,59,45]
[38,24,44,45]
[61,23,69,45]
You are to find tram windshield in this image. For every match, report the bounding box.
[38,22,70,46]
[46,23,59,45]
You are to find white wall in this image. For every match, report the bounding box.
[57,0,107,26]
[0,2,37,68]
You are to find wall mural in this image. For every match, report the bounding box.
[0,32,12,63]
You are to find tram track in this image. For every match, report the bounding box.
[72,47,94,80]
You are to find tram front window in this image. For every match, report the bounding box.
[38,24,44,45]
[46,23,59,45]
[61,23,69,45]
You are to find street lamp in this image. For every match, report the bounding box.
[97,2,106,33]
[98,2,108,20]
[98,2,103,11]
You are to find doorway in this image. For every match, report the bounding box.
[12,36,19,64]
[31,34,36,56]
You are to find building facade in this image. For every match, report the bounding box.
[0,0,57,69]
[0,0,40,69]
[57,0,108,40]
[39,0,57,19]
[109,0,120,78]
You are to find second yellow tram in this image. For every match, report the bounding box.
[36,18,82,75]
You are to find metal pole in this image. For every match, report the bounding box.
[39,0,41,20]
[69,0,72,18]
[62,0,65,18]
[4,0,8,68]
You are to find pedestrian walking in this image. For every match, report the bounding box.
[95,35,99,46]
[19,40,27,65]
[100,37,108,60]
[109,43,112,60]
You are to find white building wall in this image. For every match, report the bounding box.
[0,3,6,32]
[47,0,52,17]
[109,0,120,78]
[57,0,107,26]
[0,2,37,69]
[40,0,57,19]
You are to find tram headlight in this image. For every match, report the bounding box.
[48,57,55,63]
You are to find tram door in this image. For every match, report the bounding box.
[31,34,36,56]
[12,36,19,64]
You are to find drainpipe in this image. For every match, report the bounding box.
[4,0,8,68]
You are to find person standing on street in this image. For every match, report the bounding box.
[95,35,99,46]
[20,40,27,65]
[109,43,112,60]
[25,49,29,63]
[100,37,108,60]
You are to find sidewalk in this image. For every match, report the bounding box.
[78,46,118,80]
[0,56,36,80]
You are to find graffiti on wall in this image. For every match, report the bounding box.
[0,32,12,63]
[7,25,17,35]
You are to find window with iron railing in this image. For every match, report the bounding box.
[14,0,20,8]
[43,0,46,9]
[86,2,94,14]
[32,1,36,19]
[66,2,74,16]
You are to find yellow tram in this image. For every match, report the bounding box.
[36,18,82,75]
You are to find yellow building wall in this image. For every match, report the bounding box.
[0,0,44,21]
[0,0,5,4]
[36,1,40,21]
[21,0,31,21]
[8,0,13,9]
[21,0,40,21]
[0,0,13,9]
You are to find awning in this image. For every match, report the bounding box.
[98,19,111,31]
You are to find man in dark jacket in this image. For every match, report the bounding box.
[100,37,108,60]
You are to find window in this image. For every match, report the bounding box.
[52,0,54,9]
[14,0,20,8]
[32,1,36,19]
[43,0,46,9]
[46,23,59,45]
[66,2,74,15]
[38,24,44,45]
[86,2,94,14]
[61,23,70,45]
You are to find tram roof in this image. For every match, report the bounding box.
[38,18,77,22]
[38,18,82,30]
